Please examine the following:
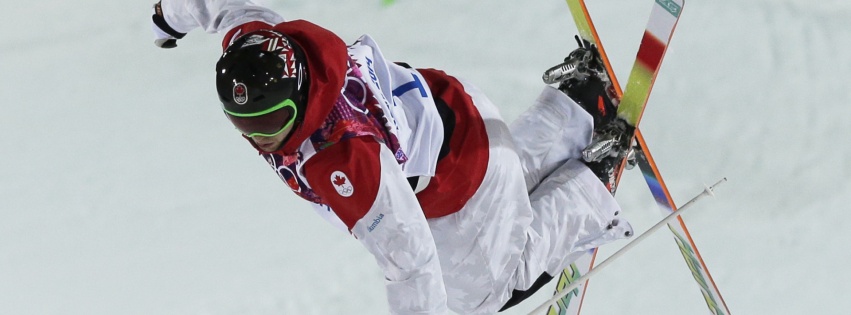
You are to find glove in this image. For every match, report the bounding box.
[151,1,185,48]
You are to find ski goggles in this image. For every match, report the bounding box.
[224,99,298,137]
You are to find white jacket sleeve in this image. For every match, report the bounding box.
[351,148,449,315]
[157,0,284,35]
[304,137,450,315]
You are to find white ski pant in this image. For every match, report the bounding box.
[426,84,632,314]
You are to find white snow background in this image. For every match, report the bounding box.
[2,0,849,314]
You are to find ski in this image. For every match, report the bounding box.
[546,0,685,314]
[633,130,731,314]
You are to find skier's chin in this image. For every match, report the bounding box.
[256,141,283,152]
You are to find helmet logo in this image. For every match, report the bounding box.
[233,82,248,105]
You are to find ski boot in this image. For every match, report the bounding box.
[581,119,637,193]
[543,36,618,127]
[543,36,636,193]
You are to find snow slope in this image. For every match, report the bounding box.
[1,0,849,314]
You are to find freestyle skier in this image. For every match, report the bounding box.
[151,1,633,313]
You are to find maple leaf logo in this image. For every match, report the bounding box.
[333,175,347,187]
[330,171,354,197]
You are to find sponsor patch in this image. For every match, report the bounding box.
[368,214,385,232]
[331,171,354,197]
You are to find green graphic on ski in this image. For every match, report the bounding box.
[632,131,731,314]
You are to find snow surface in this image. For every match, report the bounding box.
[2,0,850,314]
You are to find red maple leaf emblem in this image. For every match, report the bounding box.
[333,175,347,186]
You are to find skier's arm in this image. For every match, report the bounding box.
[304,136,449,315]
[151,0,284,48]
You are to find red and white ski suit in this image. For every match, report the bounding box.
[154,1,633,313]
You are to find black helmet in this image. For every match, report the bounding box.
[215,29,309,137]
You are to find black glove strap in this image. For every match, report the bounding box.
[152,2,186,39]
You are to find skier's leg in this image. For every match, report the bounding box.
[509,86,593,192]
[525,159,632,275]
[499,158,632,311]
[499,83,633,310]
[426,79,630,314]
[425,79,535,314]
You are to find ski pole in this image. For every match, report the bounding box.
[528,178,728,315]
